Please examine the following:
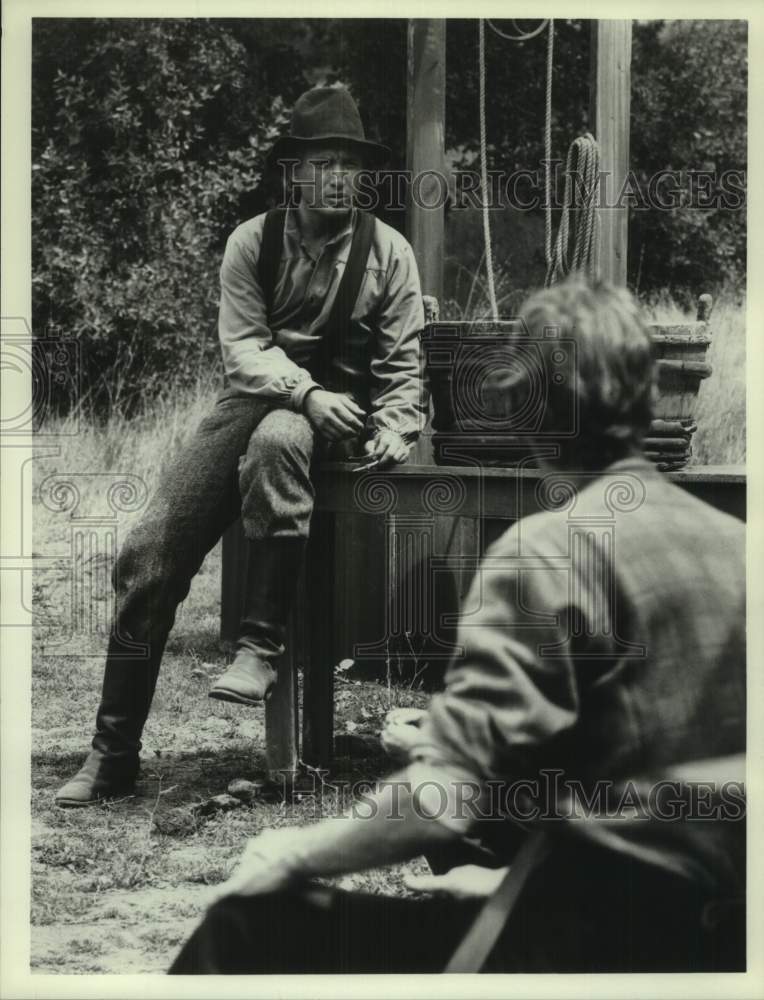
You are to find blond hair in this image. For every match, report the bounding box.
[517,277,655,469]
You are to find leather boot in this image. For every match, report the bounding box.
[209,537,306,707]
[55,632,162,807]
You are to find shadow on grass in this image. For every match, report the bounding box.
[33,746,268,811]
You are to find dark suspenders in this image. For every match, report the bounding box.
[257,207,287,322]
[257,208,375,385]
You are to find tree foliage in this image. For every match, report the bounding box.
[629,20,747,295]
[32,18,747,412]
[32,18,290,410]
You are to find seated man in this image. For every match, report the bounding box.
[169,278,745,974]
[55,87,427,807]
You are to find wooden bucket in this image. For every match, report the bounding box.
[420,295,714,470]
[644,295,713,470]
[420,315,542,466]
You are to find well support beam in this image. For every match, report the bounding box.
[406,18,446,303]
[590,19,632,286]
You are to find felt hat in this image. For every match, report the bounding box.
[269,87,389,165]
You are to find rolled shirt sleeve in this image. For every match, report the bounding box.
[366,237,428,443]
[218,226,321,409]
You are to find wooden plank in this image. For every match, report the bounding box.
[313,464,544,520]
[264,599,299,780]
[342,512,387,676]
[222,464,745,637]
[265,556,307,780]
[672,478,746,522]
[302,509,336,769]
[590,20,632,286]
[406,18,446,302]
[434,513,480,604]
[315,461,746,483]
[220,461,745,773]
[670,465,746,483]
[312,462,745,520]
[407,18,446,468]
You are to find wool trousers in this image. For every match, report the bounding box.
[108,392,316,685]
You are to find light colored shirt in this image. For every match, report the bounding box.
[409,458,746,894]
[218,208,427,441]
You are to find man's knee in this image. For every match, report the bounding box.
[238,410,316,539]
[239,411,314,493]
[244,410,314,469]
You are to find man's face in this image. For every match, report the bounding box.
[292,144,363,217]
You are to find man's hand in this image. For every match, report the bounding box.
[208,828,302,904]
[364,430,410,468]
[380,707,428,760]
[403,864,510,900]
[304,390,366,442]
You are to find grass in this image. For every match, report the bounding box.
[33,601,430,972]
[31,285,744,972]
[32,383,432,973]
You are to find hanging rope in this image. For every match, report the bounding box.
[544,132,601,286]
[478,19,499,321]
[479,18,599,305]
[479,19,555,319]
[544,20,554,271]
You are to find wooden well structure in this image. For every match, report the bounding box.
[405,20,632,307]
[221,19,745,780]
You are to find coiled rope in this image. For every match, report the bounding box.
[544,132,601,286]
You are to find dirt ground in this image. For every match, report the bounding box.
[31,537,430,974]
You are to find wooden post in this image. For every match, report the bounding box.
[264,571,301,781]
[406,19,447,302]
[590,20,632,286]
[301,510,336,769]
[407,19,446,466]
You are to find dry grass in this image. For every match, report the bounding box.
[32,387,429,974]
[642,290,746,466]
[33,575,429,974]
[37,376,220,503]
[30,285,745,971]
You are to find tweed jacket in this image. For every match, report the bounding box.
[410,457,746,895]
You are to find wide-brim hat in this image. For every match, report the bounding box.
[269,87,390,167]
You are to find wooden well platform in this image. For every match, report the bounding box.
[220,463,745,777]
